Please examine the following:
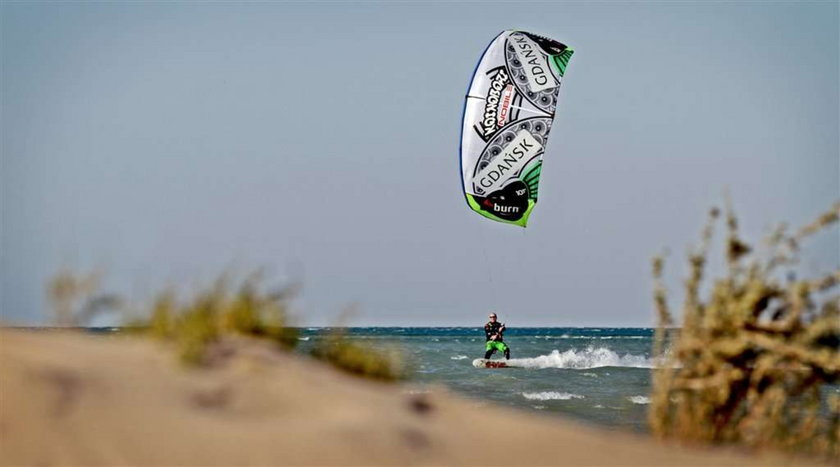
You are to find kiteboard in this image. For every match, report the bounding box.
[460,30,574,227]
[472,359,510,369]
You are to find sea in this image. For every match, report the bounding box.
[294,327,656,433]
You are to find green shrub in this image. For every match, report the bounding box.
[155,274,299,364]
[47,270,299,365]
[311,329,404,382]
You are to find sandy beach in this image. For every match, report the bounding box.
[0,328,803,466]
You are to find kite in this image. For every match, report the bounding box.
[460,30,573,227]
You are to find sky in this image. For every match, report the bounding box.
[1,1,838,327]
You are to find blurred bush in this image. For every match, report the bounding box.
[144,273,299,364]
[46,269,121,326]
[650,201,839,458]
[47,270,298,365]
[311,327,405,382]
[46,270,404,381]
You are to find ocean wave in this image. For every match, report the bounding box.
[450,355,469,360]
[628,395,651,405]
[536,335,648,340]
[522,392,584,401]
[506,346,652,369]
[297,337,311,341]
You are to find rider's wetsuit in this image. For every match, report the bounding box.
[484,321,511,360]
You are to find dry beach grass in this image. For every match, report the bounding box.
[650,201,840,458]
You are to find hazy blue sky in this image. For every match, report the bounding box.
[2,1,838,326]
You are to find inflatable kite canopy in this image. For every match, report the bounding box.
[460,31,573,227]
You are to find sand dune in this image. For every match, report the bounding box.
[0,329,796,466]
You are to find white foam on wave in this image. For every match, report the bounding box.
[522,391,584,401]
[628,395,651,405]
[540,335,647,340]
[450,355,469,360]
[506,346,653,369]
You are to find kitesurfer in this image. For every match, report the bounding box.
[484,312,510,360]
